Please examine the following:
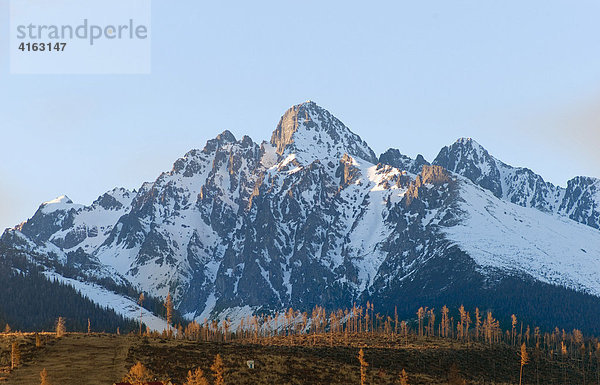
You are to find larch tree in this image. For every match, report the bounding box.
[448,363,464,385]
[164,292,173,335]
[11,342,20,369]
[474,308,481,341]
[138,292,145,336]
[458,305,466,341]
[358,348,368,385]
[417,307,425,337]
[519,342,529,385]
[398,368,409,385]
[40,368,51,385]
[441,306,449,338]
[184,367,209,385]
[56,316,66,338]
[465,312,471,343]
[561,340,568,384]
[511,314,518,346]
[211,354,225,385]
[122,361,154,385]
[595,342,600,385]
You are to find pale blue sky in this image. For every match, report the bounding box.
[2,0,600,230]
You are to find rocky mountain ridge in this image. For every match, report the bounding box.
[2,101,600,330]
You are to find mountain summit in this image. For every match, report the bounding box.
[3,101,600,332]
[270,101,377,164]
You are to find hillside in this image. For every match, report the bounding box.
[0,332,593,385]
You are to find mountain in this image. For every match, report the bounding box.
[2,101,600,332]
[432,137,600,229]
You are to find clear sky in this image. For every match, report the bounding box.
[2,0,600,231]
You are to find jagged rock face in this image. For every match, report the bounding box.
[433,138,600,230]
[3,101,600,323]
[271,101,378,164]
[559,176,600,229]
[379,148,429,175]
[434,138,504,198]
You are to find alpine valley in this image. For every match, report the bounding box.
[3,101,600,332]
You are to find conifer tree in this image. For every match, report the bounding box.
[184,367,209,385]
[211,354,225,385]
[474,308,481,341]
[11,342,20,369]
[398,368,409,385]
[448,363,465,385]
[595,342,600,385]
[519,342,529,385]
[56,316,66,338]
[441,306,449,338]
[138,293,145,336]
[122,361,154,385]
[417,307,425,337]
[40,368,51,385]
[465,312,471,343]
[458,305,466,341]
[561,340,568,384]
[164,293,173,335]
[394,306,399,336]
[358,348,368,385]
[3,324,10,334]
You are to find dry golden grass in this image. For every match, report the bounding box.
[0,332,588,384]
[1,333,133,385]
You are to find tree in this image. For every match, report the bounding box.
[417,307,425,337]
[561,340,568,384]
[122,361,154,385]
[519,342,529,385]
[358,348,368,385]
[441,306,449,337]
[40,368,51,385]
[458,305,466,341]
[398,368,409,385]
[87,318,91,334]
[184,367,209,385]
[4,324,10,334]
[474,308,481,341]
[164,293,173,335]
[448,363,465,385]
[211,354,225,385]
[11,342,20,369]
[56,316,66,338]
[138,293,145,336]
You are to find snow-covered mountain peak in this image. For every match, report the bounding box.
[438,137,495,167]
[4,104,600,329]
[40,195,78,213]
[91,188,134,211]
[43,195,72,205]
[270,101,377,165]
[434,138,502,198]
[378,148,430,174]
[434,137,600,229]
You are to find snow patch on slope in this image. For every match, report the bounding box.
[444,181,600,296]
[43,271,167,331]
